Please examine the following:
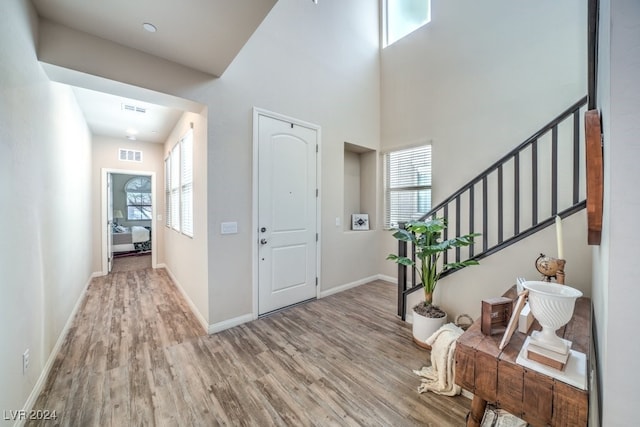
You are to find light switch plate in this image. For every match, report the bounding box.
[221,222,238,234]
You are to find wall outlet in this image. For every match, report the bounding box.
[22,349,29,375]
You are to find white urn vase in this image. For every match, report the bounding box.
[523,281,582,354]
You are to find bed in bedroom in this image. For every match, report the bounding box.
[112,225,151,253]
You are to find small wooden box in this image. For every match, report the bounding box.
[481,297,513,335]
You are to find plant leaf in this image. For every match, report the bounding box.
[386,254,415,267]
[391,229,416,243]
[387,216,481,300]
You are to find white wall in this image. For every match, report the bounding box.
[91,137,165,273]
[382,1,587,195]
[379,0,591,314]
[197,0,381,324]
[162,111,209,327]
[594,1,640,425]
[0,0,93,423]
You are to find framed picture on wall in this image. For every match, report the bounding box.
[352,214,369,230]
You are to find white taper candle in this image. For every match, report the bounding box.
[555,215,564,259]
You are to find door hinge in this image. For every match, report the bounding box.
[316,233,318,242]
[316,188,319,197]
[316,144,319,153]
[315,277,318,287]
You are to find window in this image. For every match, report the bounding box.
[165,128,194,237]
[170,143,181,231]
[165,157,171,228]
[125,176,152,220]
[180,131,194,236]
[383,0,431,47]
[384,145,432,229]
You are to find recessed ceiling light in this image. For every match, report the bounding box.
[143,22,157,33]
[126,128,138,135]
[126,135,137,141]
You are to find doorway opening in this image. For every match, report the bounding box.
[102,169,157,275]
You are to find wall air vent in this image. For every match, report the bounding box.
[119,148,143,163]
[121,103,146,114]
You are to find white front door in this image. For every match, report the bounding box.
[257,114,318,315]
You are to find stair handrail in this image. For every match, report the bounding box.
[396,96,589,320]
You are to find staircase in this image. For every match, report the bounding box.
[396,96,589,320]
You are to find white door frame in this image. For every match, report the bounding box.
[252,107,322,319]
[101,168,158,275]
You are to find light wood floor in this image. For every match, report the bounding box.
[111,253,152,272]
[28,267,470,426]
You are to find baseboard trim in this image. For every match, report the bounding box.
[377,274,397,284]
[17,273,93,427]
[378,274,416,288]
[161,265,209,335]
[208,314,254,334]
[320,274,395,298]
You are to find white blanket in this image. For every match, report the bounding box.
[413,323,464,396]
[131,226,150,243]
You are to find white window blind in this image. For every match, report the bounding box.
[164,128,194,236]
[180,130,194,237]
[165,157,171,227]
[170,143,181,231]
[384,145,432,229]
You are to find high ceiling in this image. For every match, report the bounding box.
[32,0,278,76]
[31,0,279,143]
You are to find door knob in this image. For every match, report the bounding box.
[260,238,268,245]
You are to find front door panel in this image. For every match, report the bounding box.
[258,115,317,315]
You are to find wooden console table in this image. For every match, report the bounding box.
[455,287,591,427]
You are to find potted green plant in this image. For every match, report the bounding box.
[387,218,479,348]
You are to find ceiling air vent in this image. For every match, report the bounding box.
[119,148,143,163]
[121,103,146,114]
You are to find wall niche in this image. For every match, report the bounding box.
[344,142,377,232]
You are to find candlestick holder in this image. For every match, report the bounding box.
[555,259,565,284]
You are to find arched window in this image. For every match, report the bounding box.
[125,176,152,220]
